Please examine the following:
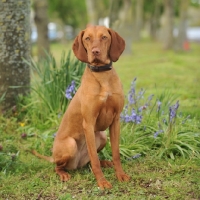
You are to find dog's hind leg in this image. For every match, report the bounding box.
[53,137,78,182]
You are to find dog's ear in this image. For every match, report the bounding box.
[108,29,125,62]
[72,31,88,63]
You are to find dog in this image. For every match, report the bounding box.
[32,25,130,189]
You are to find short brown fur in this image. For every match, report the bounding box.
[32,25,130,189]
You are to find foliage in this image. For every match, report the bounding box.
[48,0,87,28]
[117,78,200,160]
[0,41,200,198]
[23,51,85,127]
[0,90,6,105]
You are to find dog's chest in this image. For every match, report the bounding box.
[98,89,123,115]
[99,90,112,102]
[96,92,123,131]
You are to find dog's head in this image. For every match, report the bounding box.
[72,26,125,66]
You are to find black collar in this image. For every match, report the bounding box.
[87,61,112,72]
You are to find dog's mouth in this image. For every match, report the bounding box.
[89,58,101,66]
[90,57,110,66]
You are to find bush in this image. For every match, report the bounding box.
[24,51,85,127]
[118,78,200,160]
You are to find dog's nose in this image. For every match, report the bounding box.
[92,48,100,56]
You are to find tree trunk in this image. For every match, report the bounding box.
[109,0,121,27]
[134,0,144,41]
[175,0,189,51]
[33,0,49,60]
[149,0,161,40]
[0,0,31,111]
[85,0,98,25]
[112,0,134,54]
[163,0,174,50]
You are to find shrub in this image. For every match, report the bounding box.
[118,78,200,160]
[24,51,85,127]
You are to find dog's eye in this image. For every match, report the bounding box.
[85,37,90,41]
[102,36,107,40]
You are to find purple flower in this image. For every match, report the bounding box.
[137,88,145,100]
[132,153,141,159]
[128,93,135,105]
[163,118,167,123]
[157,100,162,112]
[154,130,163,138]
[53,133,57,138]
[127,78,137,105]
[148,94,154,102]
[21,133,27,139]
[120,109,142,124]
[57,112,62,118]
[169,100,179,123]
[138,105,147,112]
[135,115,142,124]
[65,80,76,100]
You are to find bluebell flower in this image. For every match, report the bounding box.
[138,105,147,112]
[128,93,135,105]
[169,100,179,123]
[135,115,142,124]
[157,100,162,112]
[132,153,141,159]
[162,118,167,124]
[154,130,163,138]
[148,94,154,102]
[137,88,145,101]
[53,133,57,138]
[57,112,62,118]
[65,80,76,100]
[127,78,137,105]
[120,108,142,124]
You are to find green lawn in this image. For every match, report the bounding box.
[1,40,200,199]
[115,41,200,118]
[45,40,200,118]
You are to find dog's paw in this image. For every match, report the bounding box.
[59,172,71,182]
[100,160,113,168]
[116,173,130,182]
[97,178,112,189]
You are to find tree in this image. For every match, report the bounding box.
[0,0,31,111]
[134,0,144,41]
[175,0,190,51]
[86,0,110,26]
[85,0,98,25]
[49,0,87,29]
[162,0,174,49]
[33,0,49,60]
[144,0,162,40]
[110,0,134,54]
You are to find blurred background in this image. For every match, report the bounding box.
[30,0,200,119]
[1,0,200,117]
[31,0,200,60]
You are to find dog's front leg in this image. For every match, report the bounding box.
[109,115,130,182]
[82,119,112,189]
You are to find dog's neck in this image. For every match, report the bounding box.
[87,61,112,72]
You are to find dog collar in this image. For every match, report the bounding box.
[87,61,112,72]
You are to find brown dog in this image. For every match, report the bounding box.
[32,25,130,189]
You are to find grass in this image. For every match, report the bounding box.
[1,40,200,199]
[38,40,200,118]
[0,134,200,200]
[115,40,200,118]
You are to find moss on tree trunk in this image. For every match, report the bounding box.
[0,0,31,111]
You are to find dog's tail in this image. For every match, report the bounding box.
[31,150,54,163]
